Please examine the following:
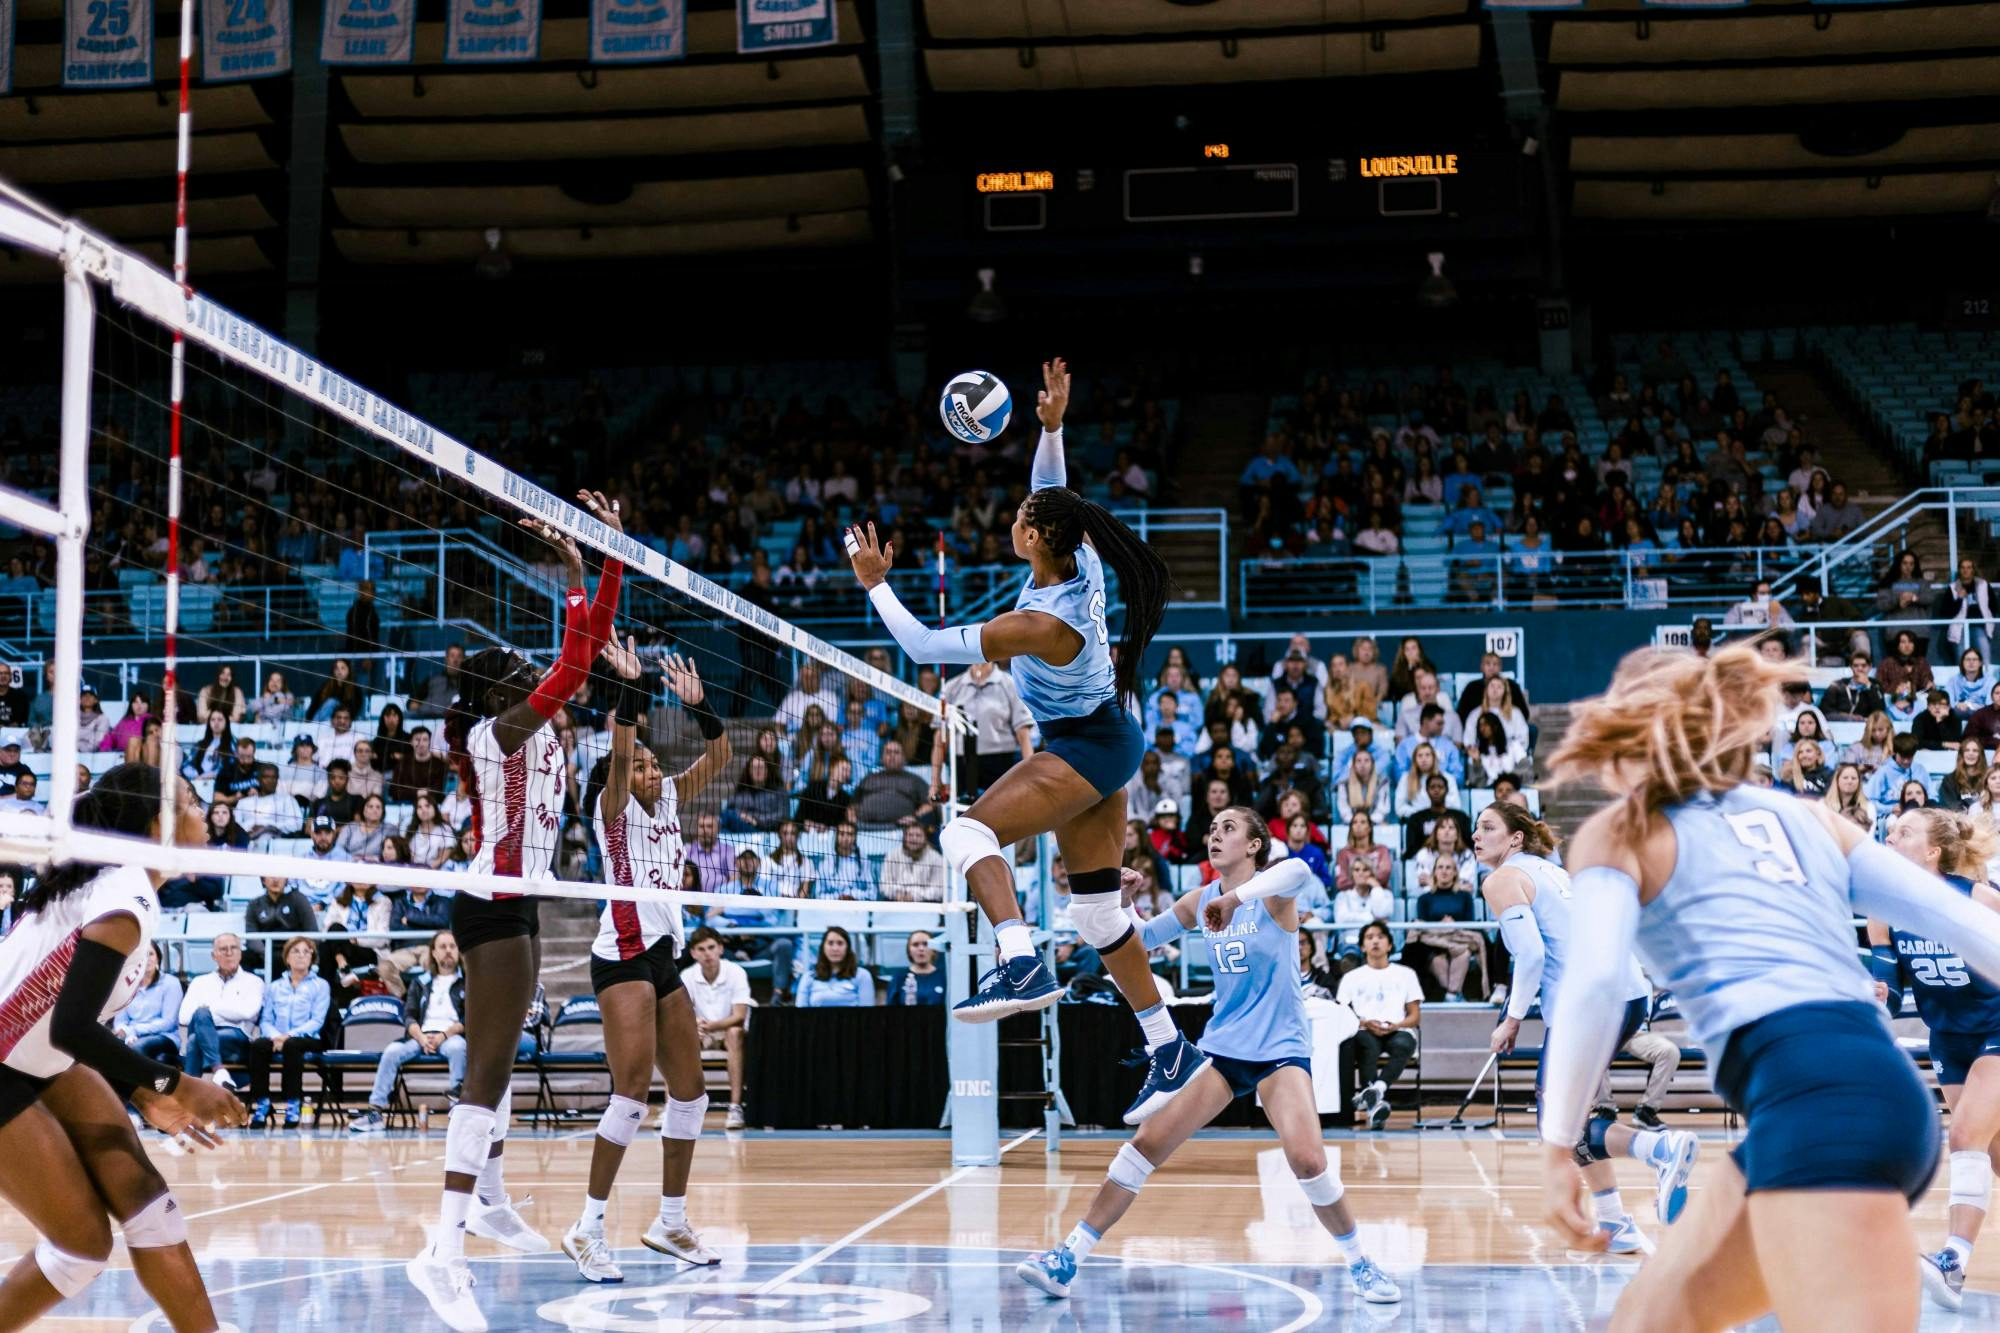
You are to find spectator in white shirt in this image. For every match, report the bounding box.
[775,662,844,737]
[324,706,359,765]
[682,927,751,1128]
[279,734,327,808]
[347,739,385,800]
[0,771,43,814]
[1722,578,1794,631]
[179,933,266,1086]
[1330,859,1395,964]
[1336,920,1423,1128]
[236,763,303,850]
[879,818,947,907]
[1395,669,1464,746]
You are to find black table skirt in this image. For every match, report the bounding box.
[744,1003,1356,1131]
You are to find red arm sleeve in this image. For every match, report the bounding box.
[588,559,623,644]
[523,560,623,722]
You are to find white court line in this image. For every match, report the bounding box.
[183,1183,329,1221]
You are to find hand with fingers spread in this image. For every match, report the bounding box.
[579,488,624,536]
[1541,1143,1606,1251]
[601,633,643,681]
[1036,356,1072,432]
[844,522,895,591]
[658,651,706,708]
[132,1087,227,1150]
[520,517,586,586]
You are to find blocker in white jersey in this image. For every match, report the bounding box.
[460,714,569,895]
[0,865,160,1080]
[590,778,687,994]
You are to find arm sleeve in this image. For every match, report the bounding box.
[1497,904,1546,1021]
[50,940,183,1095]
[1140,910,1187,952]
[526,567,620,722]
[866,583,988,666]
[1233,857,1315,905]
[1031,428,1067,492]
[1849,839,2000,987]
[1539,866,1643,1147]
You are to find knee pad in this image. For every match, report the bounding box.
[1575,1114,1615,1167]
[663,1094,709,1141]
[1070,871,1135,953]
[1106,1142,1156,1195]
[121,1192,188,1250]
[33,1240,106,1298]
[940,817,1006,878]
[596,1095,646,1149]
[1951,1149,1993,1215]
[1296,1167,1344,1208]
[444,1103,497,1178]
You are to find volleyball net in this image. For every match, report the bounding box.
[0,179,971,924]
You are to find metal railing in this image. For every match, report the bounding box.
[1775,487,2000,600]
[1239,545,1816,616]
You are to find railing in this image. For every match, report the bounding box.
[1239,545,1814,616]
[366,527,566,652]
[1775,487,2000,600]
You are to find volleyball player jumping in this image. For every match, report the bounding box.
[1869,807,2000,1311]
[1474,802,1700,1255]
[845,358,1204,1124]
[0,764,246,1331]
[1539,643,2000,1332]
[561,639,732,1283]
[1015,805,1399,1302]
[409,490,624,1332]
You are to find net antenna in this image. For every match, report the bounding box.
[159,0,197,844]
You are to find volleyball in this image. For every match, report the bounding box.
[939,370,1012,444]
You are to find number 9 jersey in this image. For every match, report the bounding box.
[1010,540,1116,724]
[1890,874,2000,1038]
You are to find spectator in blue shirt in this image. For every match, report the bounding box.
[796,927,876,1007]
[1143,664,1202,738]
[1152,692,1200,757]
[813,822,877,900]
[1396,706,1467,783]
[1333,720,1396,783]
[245,936,332,1128]
[839,697,883,774]
[1280,813,1333,889]
[1863,732,1929,806]
[889,931,945,1006]
[1438,485,1502,539]
[113,941,183,1066]
[290,815,354,906]
[1239,436,1303,489]
[1949,648,1994,716]
[710,848,797,1003]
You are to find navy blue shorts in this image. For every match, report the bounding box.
[1206,1053,1312,1099]
[1535,996,1648,1133]
[1716,1001,1939,1203]
[1928,1029,2000,1087]
[1037,701,1145,802]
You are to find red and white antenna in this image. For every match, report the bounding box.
[160,0,193,840]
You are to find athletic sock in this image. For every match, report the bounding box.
[475,1154,506,1206]
[1136,1003,1177,1053]
[1592,1189,1624,1226]
[1628,1129,1667,1164]
[659,1194,687,1229]
[1064,1222,1101,1262]
[1333,1228,1367,1265]
[1947,1235,1975,1265]
[436,1192,473,1260]
[579,1195,608,1233]
[995,921,1035,962]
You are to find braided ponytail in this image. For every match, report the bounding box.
[24,762,163,912]
[1024,486,1175,705]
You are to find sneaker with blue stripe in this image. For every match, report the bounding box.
[1599,1216,1653,1256]
[1650,1131,1700,1225]
[1920,1248,1966,1311]
[1122,1035,1211,1126]
[953,955,1063,1024]
[1347,1257,1401,1303]
[1016,1245,1078,1298]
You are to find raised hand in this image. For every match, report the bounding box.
[601,633,642,681]
[658,651,705,707]
[1202,889,1242,934]
[1036,356,1071,432]
[519,517,585,585]
[844,522,894,591]
[579,489,623,536]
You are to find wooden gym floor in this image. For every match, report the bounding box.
[13,1122,1998,1331]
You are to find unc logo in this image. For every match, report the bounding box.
[464,449,476,476]
[538,1282,930,1330]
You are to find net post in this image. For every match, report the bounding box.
[45,265,97,835]
[944,843,998,1166]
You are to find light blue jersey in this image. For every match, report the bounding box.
[1011,540,1116,723]
[1633,786,1876,1067]
[1506,852,1650,1019]
[1195,880,1311,1063]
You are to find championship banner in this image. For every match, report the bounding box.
[736,0,835,53]
[446,0,540,62]
[202,0,292,82]
[0,0,13,94]
[591,0,683,64]
[64,0,154,88]
[321,0,414,65]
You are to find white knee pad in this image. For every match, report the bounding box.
[1951,1149,1993,1215]
[1296,1167,1344,1208]
[1107,1142,1156,1195]
[121,1192,188,1249]
[596,1095,646,1149]
[33,1240,106,1297]
[1070,891,1136,952]
[663,1094,709,1141]
[940,817,1006,878]
[444,1103,497,1178]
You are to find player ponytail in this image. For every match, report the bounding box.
[1484,797,1559,858]
[23,763,163,912]
[1023,486,1174,705]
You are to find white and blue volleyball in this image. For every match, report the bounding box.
[939,370,1012,444]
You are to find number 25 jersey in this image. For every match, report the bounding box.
[1892,874,2000,1036]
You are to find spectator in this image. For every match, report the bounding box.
[324,707,360,766]
[1334,811,1393,894]
[0,671,28,730]
[1722,578,1793,631]
[180,709,234,783]
[764,819,816,900]
[880,817,947,903]
[1125,750,1180,823]
[346,740,385,802]
[370,702,411,777]
[1842,710,1895,772]
[76,684,111,753]
[1353,510,1398,556]
[1397,704,1467,785]
[348,930,466,1133]
[1807,483,1865,541]
[684,813,733,891]
[289,814,354,906]
[1276,811,1334,890]
[1199,742,1255,808]
[213,735,262,805]
[1939,738,1989,810]
[813,821,877,901]
[1451,652,1528,720]
[852,740,933,830]
[1779,738,1834,798]
[1338,920,1423,1129]
[198,665,247,724]
[1773,705,1830,775]
[709,848,796,1002]
[795,927,876,1008]
[1271,652,1326,722]
[1413,857,1485,1001]
[101,689,151,754]
[775,661,843,736]
[412,644,465,718]
[1394,743,1459,821]
[179,933,264,1086]
[891,931,945,1005]
[1863,733,1928,806]
[307,658,363,723]
[1152,694,1200,757]
[321,879,392,1001]
[792,754,854,832]
[1820,653,1884,720]
[311,759,358,826]
[1348,635,1389,703]
[1465,712,1525,789]
[1969,683,2000,752]
[934,661,1033,801]
[718,754,786,834]
[1465,674,1531,759]
[1185,777,1234,848]
[1148,799,1191,865]
[1939,558,1996,662]
[113,941,184,1066]
[205,798,248,851]
[1413,815,1478,889]
[279,734,328,808]
[385,878,453,979]
[1298,929,1339,999]
[404,789,454,867]
[0,738,26,797]
[1395,670,1462,746]
[1258,745,1327,821]
[344,581,382,683]
[243,936,332,1128]
[236,764,302,851]
[1439,487,1501,540]
[1203,661,1261,727]
[244,876,318,970]
[1951,649,1996,716]
[1335,749,1392,824]
[337,793,390,860]
[1914,689,1966,749]
[253,671,296,726]
[0,770,41,816]
[388,726,449,804]
[1335,719,1394,783]
[1386,637,1435,705]
[1898,779,1931,816]
[1791,586,1870,665]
